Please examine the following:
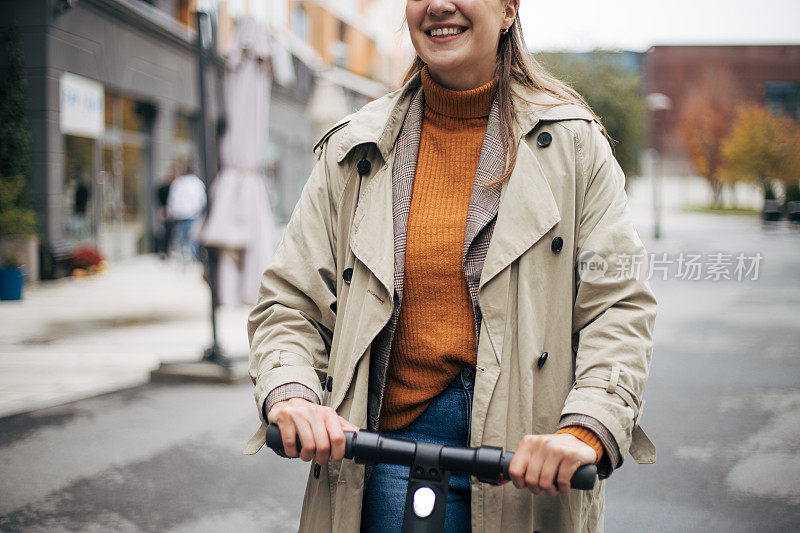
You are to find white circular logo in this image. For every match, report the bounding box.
[413,487,436,518]
[577,250,608,282]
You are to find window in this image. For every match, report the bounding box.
[765,81,799,119]
[332,19,349,68]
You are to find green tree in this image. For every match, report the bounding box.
[0,25,37,239]
[536,51,645,177]
[722,104,800,201]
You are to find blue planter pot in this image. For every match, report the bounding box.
[0,267,25,301]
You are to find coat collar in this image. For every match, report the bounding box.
[332,68,595,164]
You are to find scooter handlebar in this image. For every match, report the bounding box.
[265,423,596,490]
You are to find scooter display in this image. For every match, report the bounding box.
[265,423,597,533]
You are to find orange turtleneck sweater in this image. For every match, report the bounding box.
[378,65,603,465]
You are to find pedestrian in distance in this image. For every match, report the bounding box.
[155,168,177,259]
[246,1,657,531]
[166,166,206,262]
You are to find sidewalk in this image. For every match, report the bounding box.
[0,255,252,418]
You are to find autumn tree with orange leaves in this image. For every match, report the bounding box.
[678,67,742,207]
[722,105,800,201]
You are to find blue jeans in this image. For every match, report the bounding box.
[171,218,198,260]
[361,365,475,533]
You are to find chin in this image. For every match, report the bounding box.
[423,56,468,73]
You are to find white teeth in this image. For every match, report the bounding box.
[429,27,464,37]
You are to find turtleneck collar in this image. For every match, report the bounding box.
[420,64,499,119]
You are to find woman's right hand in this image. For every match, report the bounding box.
[267,397,360,465]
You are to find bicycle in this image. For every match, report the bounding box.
[265,423,597,533]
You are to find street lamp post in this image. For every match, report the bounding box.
[195,10,229,368]
[645,93,672,240]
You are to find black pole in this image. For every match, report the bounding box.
[195,10,229,368]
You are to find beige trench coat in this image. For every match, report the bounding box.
[245,71,657,532]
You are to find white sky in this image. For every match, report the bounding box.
[518,0,800,52]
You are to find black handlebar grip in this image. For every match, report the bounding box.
[265,423,355,457]
[265,423,290,455]
[569,464,597,490]
[501,453,597,490]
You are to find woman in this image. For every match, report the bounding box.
[245,1,657,531]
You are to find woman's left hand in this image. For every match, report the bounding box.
[503,433,597,495]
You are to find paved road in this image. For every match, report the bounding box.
[1,212,799,532]
[607,212,800,532]
[0,381,306,532]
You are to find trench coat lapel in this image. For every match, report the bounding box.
[477,96,597,290]
[477,93,597,290]
[479,136,561,289]
[347,78,424,297]
[348,152,395,296]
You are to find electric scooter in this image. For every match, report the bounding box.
[265,423,597,533]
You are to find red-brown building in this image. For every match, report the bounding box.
[645,45,800,173]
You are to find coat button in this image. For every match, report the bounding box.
[313,463,321,478]
[357,159,371,176]
[537,352,548,368]
[343,268,353,284]
[551,236,563,253]
[537,131,552,147]
[326,376,333,392]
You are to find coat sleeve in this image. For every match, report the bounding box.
[561,119,658,477]
[247,140,340,431]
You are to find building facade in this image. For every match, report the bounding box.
[2,0,224,268]
[1,0,400,276]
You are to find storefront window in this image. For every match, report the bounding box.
[61,75,156,261]
[104,92,117,128]
[63,135,95,243]
[172,110,195,174]
[174,111,192,141]
[96,92,153,259]
[121,144,144,221]
[121,98,146,133]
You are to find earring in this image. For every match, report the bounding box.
[500,26,509,35]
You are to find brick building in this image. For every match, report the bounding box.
[645,45,800,173]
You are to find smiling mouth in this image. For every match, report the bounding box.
[425,27,468,38]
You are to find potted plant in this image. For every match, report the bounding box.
[0,175,37,300]
[0,254,25,300]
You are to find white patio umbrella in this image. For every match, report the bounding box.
[199,17,279,305]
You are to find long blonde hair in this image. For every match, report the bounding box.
[401,13,608,183]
